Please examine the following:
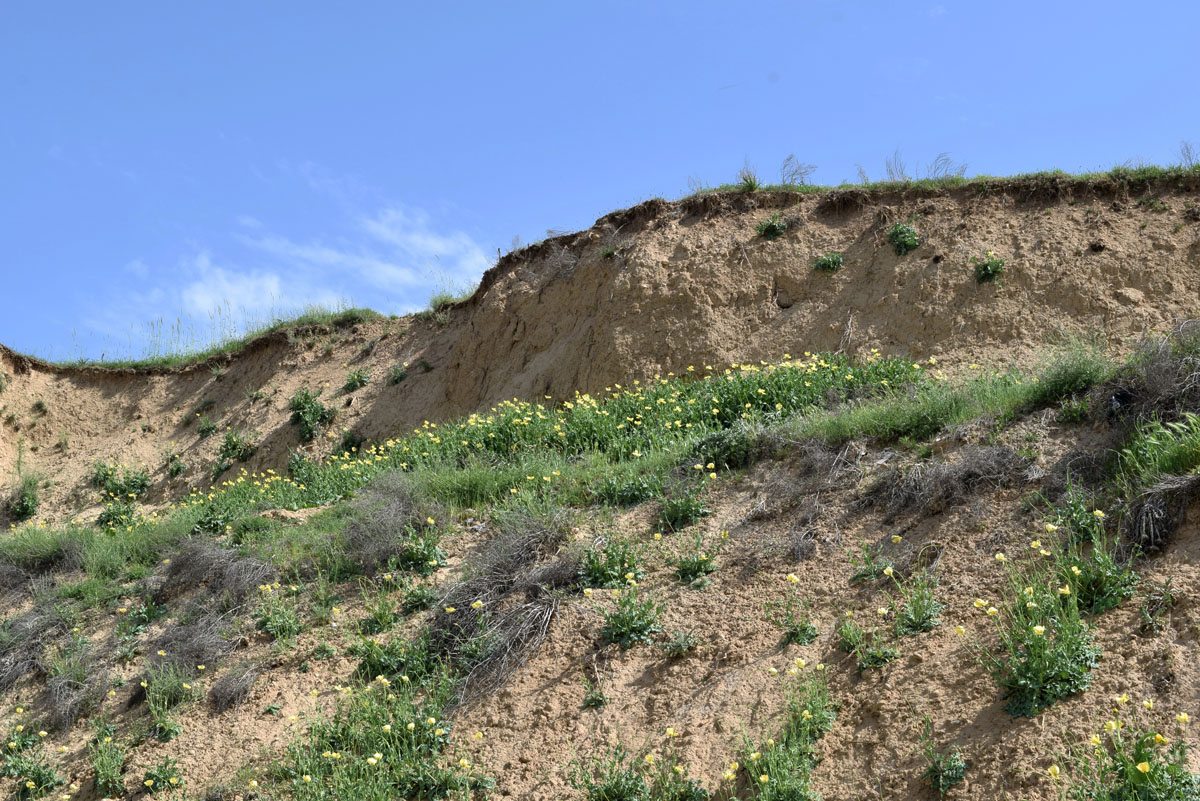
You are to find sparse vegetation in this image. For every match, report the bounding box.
[755,213,787,239]
[972,250,1006,283]
[599,588,663,649]
[887,221,921,255]
[288,386,336,441]
[813,252,844,272]
[343,367,370,391]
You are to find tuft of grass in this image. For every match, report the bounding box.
[581,675,607,709]
[766,580,819,646]
[891,569,945,635]
[849,542,893,583]
[89,724,126,797]
[388,364,408,384]
[670,532,721,588]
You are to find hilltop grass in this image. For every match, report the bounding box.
[687,161,1200,200]
[25,305,384,370]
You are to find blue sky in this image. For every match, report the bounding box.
[3,1,1198,360]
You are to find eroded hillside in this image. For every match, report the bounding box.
[1,172,1199,801]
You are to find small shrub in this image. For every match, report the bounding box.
[343,368,370,392]
[96,499,138,530]
[886,221,920,255]
[755,213,787,239]
[145,663,200,740]
[288,387,336,442]
[91,460,150,499]
[918,715,967,795]
[599,588,663,650]
[1057,397,1091,423]
[142,756,183,795]
[813,253,844,272]
[388,364,408,384]
[737,163,761,192]
[971,250,1005,283]
[691,424,769,471]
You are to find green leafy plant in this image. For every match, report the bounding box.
[891,569,945,635]
[344,367,370,392]
[659,629,700,658]
[4,473,41,522]
[288,387,336,442]
[218,429,256,462]
[1063,708,1198,800]
[145,663,200,741]
[142,755,184,795]
[756,213,787,239]
[766,581,819,646]
[971,250,1006,283]
[389,364,408,384]
[849,542,894,583]
[599,588,663,650]
[670,532,720,588]
[256,586,303,641]
[582,675,607,710]
[164,446,186,478]
[89,725,127,797]
[579,536,644,588]
[568,746,648,801]
[887,221,920,255]
[917,715,967,795]
[594,473,662,507]
[813,252,844,272]
[659,485,709,532]
[197,415,218,438]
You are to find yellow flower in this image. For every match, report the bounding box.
[644,754,655,765]
[583,588,594,597]
[1090,734,1101,746]
[891,535,903,543]
[1059,586,1071,595]
[759,774,770,784]
[973,598,987,609]
[785,573,800,583]
[883,566,893,577]
[1033,625,1046,636]
[1030,540,1041,549]
[954,625,966,635]
[1144,699,1154,710]
[444,607,456,613]
[1045,523,1058,533]
[1177,712,1190,724]
[1136,762,1150,774]
[995,552,1007,563]
[1047,765,1060,779]
[471,600,484,609]
[1093,509,1105,519]
[986,607,999,616]
[1114,693,1129,704]
[1154,733,1167,745]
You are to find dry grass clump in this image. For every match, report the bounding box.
[428,505,575,700]
[1096,319,1200,422]
[0,604,68,692]
[158,540,276,606]
[208,660,260,712]
[45,640,109,729]
[1122,472,1200,554]
[340,471,445,575]
[861,446,1028,516]
[148,612,238,672]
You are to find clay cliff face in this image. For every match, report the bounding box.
[2,177,1199,522]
